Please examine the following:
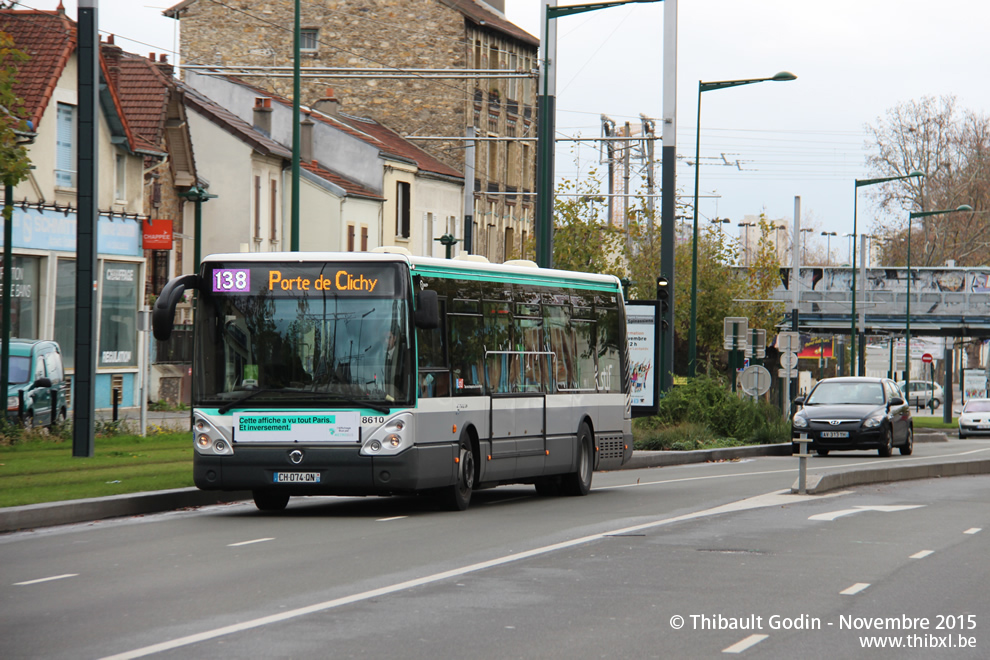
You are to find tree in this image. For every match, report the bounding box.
[745,216,786,344]
[546,169,625,278]
[865,95,988,267]
[0,29,31,192]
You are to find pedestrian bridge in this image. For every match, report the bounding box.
[769,266,990,337]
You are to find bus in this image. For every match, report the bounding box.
[152,249,633,512]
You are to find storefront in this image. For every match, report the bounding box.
[1,205,147,409]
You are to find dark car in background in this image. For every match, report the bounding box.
[792,377,913,457]
[3,338,69,429]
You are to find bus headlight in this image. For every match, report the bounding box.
[192,415,234,456]
[360,413,413,457]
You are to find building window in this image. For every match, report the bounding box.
[54,259,76,369]
[347,224,355,252]
[361,226,369,251]
[300,28,319,51]
[488,142,498,181]
[504,227,515,261]
[396,181,411,239]
[99,262,139,368]
[114,153,126,201]
[0,255,40,339]
[474,39,482,70]
[56,103,76,188]
[269,179,278,242]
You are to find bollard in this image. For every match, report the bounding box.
[112,388,120,421]
[796,435,810,494]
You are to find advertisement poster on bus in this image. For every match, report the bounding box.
[626,304,656,408]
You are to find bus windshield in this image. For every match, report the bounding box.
[195,261,413,408]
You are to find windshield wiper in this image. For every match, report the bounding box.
[217,387,286,415]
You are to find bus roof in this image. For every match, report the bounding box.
[200,252,623,292]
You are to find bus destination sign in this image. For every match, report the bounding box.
[208,263,400,298]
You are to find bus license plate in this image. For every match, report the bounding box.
[820,431,848,438]
[273,472,321,484]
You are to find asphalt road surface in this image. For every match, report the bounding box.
[2,441,988,659]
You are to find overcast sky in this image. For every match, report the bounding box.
[21,0,990,263]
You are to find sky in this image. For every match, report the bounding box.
[18,0,990,264]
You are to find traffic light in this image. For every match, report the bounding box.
[656,275,670,331]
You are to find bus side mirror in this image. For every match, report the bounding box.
[153,274,201,341]
[415,290,440,330]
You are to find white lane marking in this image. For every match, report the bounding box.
[100,489,805,660]
[227,538,274,547]
[964,528,982,534]
[376,516,407,522]
[487,496,531,505]
[841,583,871,595]
[14,573,78,586]
[808,505,924,521]
[909,550,934,559]
[723,634,769,654]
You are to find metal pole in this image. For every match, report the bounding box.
[1,184,13,409]
[73,0,99,458]
[535,0,557,268]
[659,0,678,392]
[291,0,301,250]
[905,217,911,386]
[851,184,858,375]
[463,126,475,254]
[688,82,702,377]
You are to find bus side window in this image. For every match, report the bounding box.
[417,299,449,397]
[450,314,484,396]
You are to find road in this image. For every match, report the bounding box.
[2,441,988,659]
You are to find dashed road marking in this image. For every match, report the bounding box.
[909,550,934,559]
[841,583,871,595]
[14,573,78,586]
[723,634,769,654]
[227,538,274,547]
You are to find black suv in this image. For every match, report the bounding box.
[792,377,913,456]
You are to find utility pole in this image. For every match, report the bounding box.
[601,115,615,227]
[641,115,656,223]
[623,121,631,253]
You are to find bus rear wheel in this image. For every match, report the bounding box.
[442,435,475,511]
[561,423,593,496]
[253,490,290,512]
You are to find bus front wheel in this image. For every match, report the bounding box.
[253,490,290,512]
[561,423,593,496]
[442,435,475,511]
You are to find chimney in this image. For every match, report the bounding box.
[154,53,174,78]
[313,88,340,117]
[102,35,122,89]
[253,97,272,135]
[300,112,315,164]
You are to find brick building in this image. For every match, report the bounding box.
[164,0,539,263]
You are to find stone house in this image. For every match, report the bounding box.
[164,0,538,263]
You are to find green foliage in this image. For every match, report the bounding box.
[634,375,790,448]
[549,169,626,277]
[0,30,32,189]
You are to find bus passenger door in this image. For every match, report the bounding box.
[487,350,547,480]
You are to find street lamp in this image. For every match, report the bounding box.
[688,71,797,377]
[821,231,836,265]
[905,204,971,386]
[851,170,923,375]
[800,227,813,262]
[738,221,755,267]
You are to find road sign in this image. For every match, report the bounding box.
[922,353,933,364]
[780,350,799,371]
[777,331,800,353]
[778,368,798,378]
[739,365,772,396]
[723,317,749,351]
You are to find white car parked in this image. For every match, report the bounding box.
[896,380,944,410]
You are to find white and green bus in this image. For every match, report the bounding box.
[152,250,633,511]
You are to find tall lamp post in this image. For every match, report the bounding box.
[688,71,796,376]
[905,205,971,385]
[851,171,923,375]
[738,221,755,267]
[821,231,836,265]
[799,227,813,262]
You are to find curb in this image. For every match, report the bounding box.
[793,458,990,495]
[0,489,249,534]
[620,443,793,470]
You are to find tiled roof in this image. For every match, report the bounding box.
[440,0,539,47]
[204,74,461,179]
[0,8,76,129]
[176,81,293,160]
[300,161,384,201]
[336,115,462,180]
[113,51,170,149]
